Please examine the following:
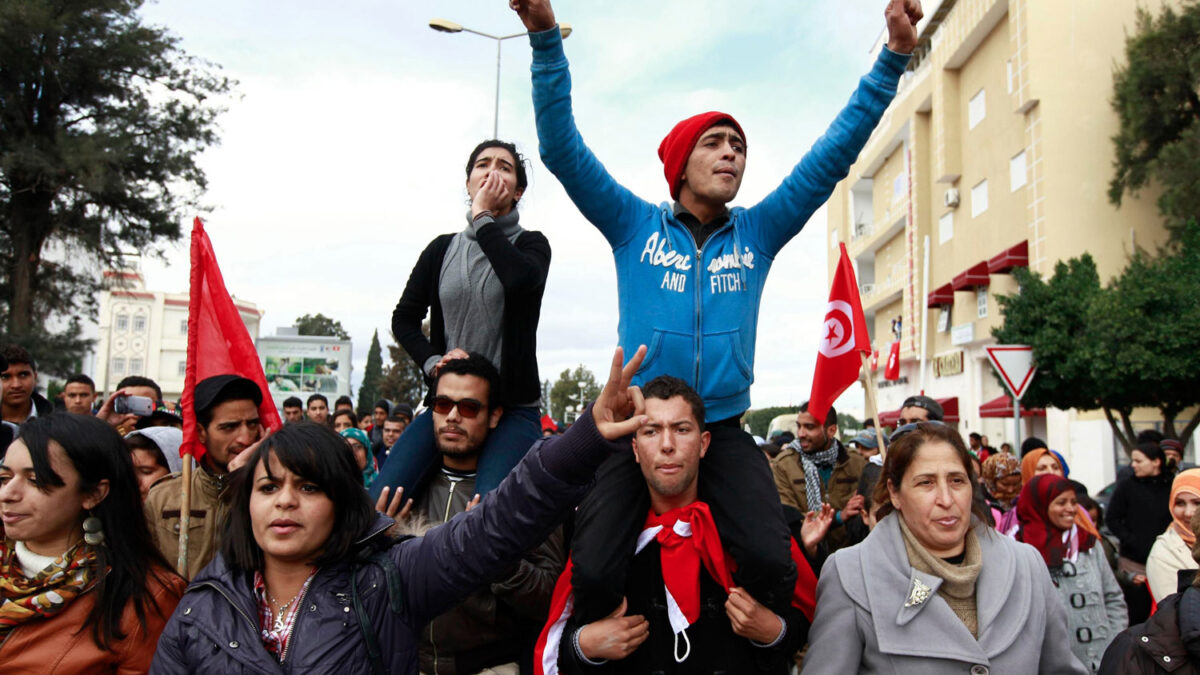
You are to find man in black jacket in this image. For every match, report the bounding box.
[541,376,811,674]
[0,345,52,425]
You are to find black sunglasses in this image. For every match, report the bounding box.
[432,395,484,419]
[888,419,948,444]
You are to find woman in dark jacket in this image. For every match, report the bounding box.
[151,371,637,675]
[1108,442,1174,623]
[372,140,550,505]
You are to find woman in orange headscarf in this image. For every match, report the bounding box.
[1145,468,1200,602]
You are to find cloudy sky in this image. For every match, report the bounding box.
[134,0,894,415]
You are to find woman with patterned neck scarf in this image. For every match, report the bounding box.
[0,414,184,672]
[1016,474,1127,672]
[803,422,1087,674]
[373,139,550,510]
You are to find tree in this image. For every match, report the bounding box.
[356,330,384,416]
[378,331,425,407]
[742,406,797,438]
[0,0,233,374]
[993,223,1200,452]
[295,313,350,340]
[1109,3,1200,234]
[549,365,601,422]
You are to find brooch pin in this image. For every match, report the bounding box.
[905,578,932,607]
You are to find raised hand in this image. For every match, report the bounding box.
[725,587,784,644]
[577,598,649,661]
[509,0,556,33]
[592,345,647,441]
[375,485,415,521]
[95,389,140,432]
[885,0,923,54]
[227,427,270,473]
[841,493,866,520]
[801,503,836,556]
[470,171,512,219]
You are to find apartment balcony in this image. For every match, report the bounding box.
[860,261,907,311]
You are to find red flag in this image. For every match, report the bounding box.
[870,349,880,372]
[180,218,282,460]
[807,243,870,425]
[884,341,901,381]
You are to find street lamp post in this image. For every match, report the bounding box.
[429,18,572,139]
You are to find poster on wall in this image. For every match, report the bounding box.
[258,336,352,400]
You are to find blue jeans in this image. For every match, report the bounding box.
[368,406,541,503]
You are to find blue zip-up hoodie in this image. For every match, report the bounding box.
[530,28,909,422]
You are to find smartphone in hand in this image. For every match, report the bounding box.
[114,394,155,417]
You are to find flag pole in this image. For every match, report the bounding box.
[860,352,888,460]
[177,458,191,575]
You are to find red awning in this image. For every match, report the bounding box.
[988,240,1029,274]
[979,395,1045,418]
[880,397,960,426]
[926,282,955,308]
[952,261,990,290]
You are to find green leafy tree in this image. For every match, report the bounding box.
[0,0,233,374]
[549,365,601,423]
[295,313,350,340]
[1109,3,1200,234]
[742,406,797,438]
[379,330,425,407]
[356,330,384,416]
[994,224,1200,452]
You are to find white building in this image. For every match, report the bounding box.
[89,265,262,402]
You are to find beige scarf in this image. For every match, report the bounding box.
[899,518,982,637]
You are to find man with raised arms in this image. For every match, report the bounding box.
[510,0,922,624]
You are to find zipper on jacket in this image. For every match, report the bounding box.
[431,478,463,674]
[278,579,314,665]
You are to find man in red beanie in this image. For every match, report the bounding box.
[512,0,923,626]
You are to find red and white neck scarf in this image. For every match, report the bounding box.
[534,502,817,675]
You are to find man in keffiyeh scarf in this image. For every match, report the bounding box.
[535,376,817,674]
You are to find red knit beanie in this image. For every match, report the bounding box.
[657,111,746,200]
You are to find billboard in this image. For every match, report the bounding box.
[258,336,352,400]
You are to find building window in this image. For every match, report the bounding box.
[115,314,129,332]
[971,179,989,218]
[892,174,905,202]
[968,89,986,129]
[129,358,144,376]
[938,212,954,244]
[178,361,187,377]
[1007,59,1015,94]
[938,307,951,332]
[133,315,147,333]
[180,318,189,335]
[1010,150,1027,191]
[111,357,125,376]
[977,288,989,319]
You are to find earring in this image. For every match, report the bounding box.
[82,512,106,547]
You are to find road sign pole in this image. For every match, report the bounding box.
[1013,393,1021,451]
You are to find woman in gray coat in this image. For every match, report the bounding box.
[803,422,1087,674]
[1016,473,1127,672]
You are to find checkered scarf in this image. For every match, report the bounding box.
[790,438,840,510]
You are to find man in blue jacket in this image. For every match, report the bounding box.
[511,0,923,623]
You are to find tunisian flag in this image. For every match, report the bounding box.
[884,341,901,381]
[180,218,281,460]
[807,243,870,426]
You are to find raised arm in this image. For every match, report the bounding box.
[512,0,655,248]
[743,0,921,257]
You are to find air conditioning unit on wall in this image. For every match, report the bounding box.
[944,188,960,208]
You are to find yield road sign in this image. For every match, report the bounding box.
[985,345,1036,400]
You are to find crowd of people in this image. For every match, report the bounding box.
[1,0,1196,673]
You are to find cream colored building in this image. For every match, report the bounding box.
[90,265,262,402]
[828,0,1193,490]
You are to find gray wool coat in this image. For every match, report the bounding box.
[802,514,1088,675]
[1056,544,1128,672]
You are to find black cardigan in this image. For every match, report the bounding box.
[392,222,550,408]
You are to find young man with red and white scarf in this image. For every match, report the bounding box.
[511,0,924,627]
[535,376,828,674]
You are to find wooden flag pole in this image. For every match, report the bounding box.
[860,352,888,460]
[177,458,192,576]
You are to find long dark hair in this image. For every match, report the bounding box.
[15,415,178,649]
[872,422,990,523]
[221,422,376,571]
